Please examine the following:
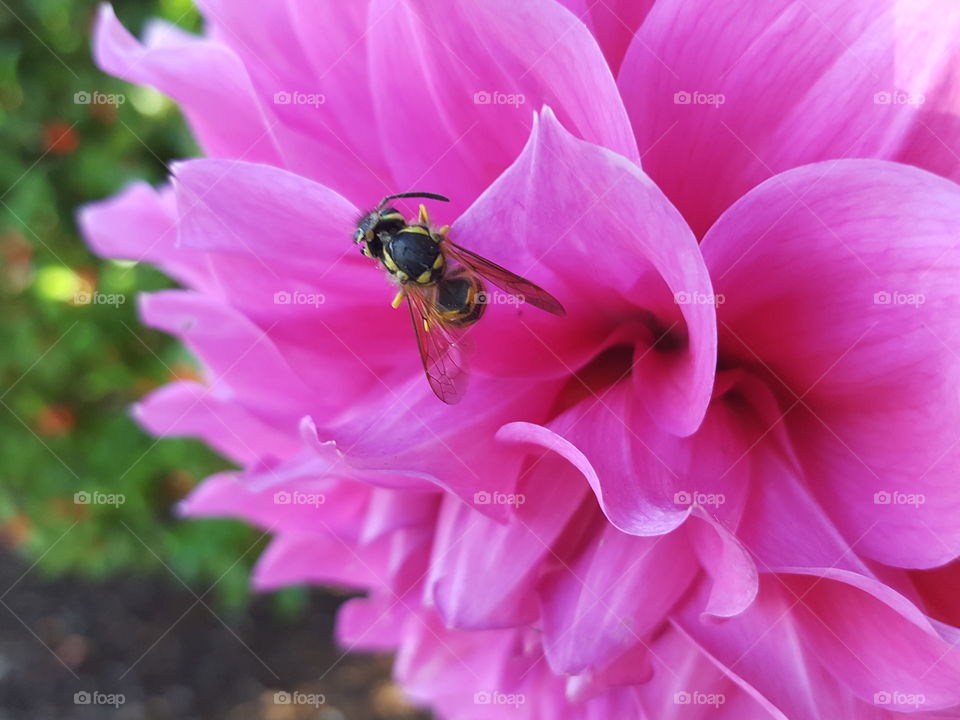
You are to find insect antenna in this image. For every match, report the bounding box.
[377,191,450,210]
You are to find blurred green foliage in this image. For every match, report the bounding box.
[0,0,265,609]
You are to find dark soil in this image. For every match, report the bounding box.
[0,553,432,719]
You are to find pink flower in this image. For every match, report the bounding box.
[81,1,960,717]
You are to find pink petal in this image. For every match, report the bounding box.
[93,5,281,165]
[139,290,318,428]
[77,181,211,290]
[910,560,960,630]
[425,458,589,630]
[393,614,529,711]
[498,377,753,537]
[171,160,412,407]
[178,461,371,538]
[172,159,359,264]
[783,569,960,711]
[253,532,381,591]
[674,579,862,720]
[738,441,871,575]
[455,108,716,435]
[637,624,782,719]
[619,0,960,236]
[170,157,389,317]
[703,159,960,568]
[253,507,433,595]
[538,519,697,675]
[194,0,393,202]
[719,371,872,574]
[687,511,758,619]
[325,372,560,517]
[565,643,654,701]
[680,568,960,716]
[366,0,638,216]
[557,0,655,74]
[336,593,410,651]
[134,381,300,465]
[359,488,439,545]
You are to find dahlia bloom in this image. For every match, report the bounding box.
[81,1,960,717]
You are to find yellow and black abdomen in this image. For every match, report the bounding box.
[383,226,445,284]
[434,268,485,327]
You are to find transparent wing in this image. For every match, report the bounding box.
[404,287,473,404]
[442,240,566,316]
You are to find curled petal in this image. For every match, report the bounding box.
[457,108,717,435]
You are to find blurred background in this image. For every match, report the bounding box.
[0,1,427,717]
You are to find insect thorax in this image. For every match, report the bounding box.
[382,227,445,284]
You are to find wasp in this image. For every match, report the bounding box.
[355,192,565,403]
